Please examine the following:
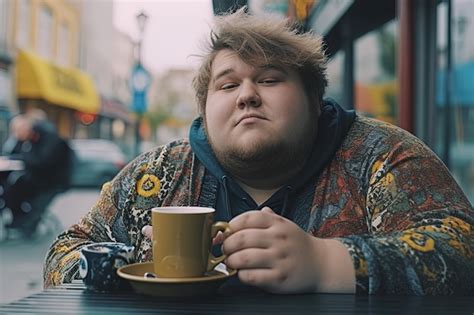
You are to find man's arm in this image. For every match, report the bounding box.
[337,137,473,295]
[43,181,122,288]
[42,143,194,288]
[222,207,356,294]
[42,149,150,288]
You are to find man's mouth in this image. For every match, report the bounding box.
[236,114,266,125]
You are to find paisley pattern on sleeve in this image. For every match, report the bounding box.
[328,117,473,295]
[43,139,204,288]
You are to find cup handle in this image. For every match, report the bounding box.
[207,221,231,271]
[112,255,130,268]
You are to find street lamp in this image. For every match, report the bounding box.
[132,11,149,157]
[136,11,148,64]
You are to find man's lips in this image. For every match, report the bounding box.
[235,114,266,125]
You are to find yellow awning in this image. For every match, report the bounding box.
[16,50,99,114]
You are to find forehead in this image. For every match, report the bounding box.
[211,49,251,74]
[210,49,289,76]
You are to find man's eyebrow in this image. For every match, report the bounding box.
[212,68,235,83]
[211,64,288,83]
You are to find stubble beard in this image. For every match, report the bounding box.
[206,122,316,186]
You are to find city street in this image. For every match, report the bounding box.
[0,188,100,304]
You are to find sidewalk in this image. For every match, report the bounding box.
[0,233,55,303]
[0,188,99,304]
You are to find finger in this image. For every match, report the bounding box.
[261,206,274,214]
[229,208,276,232]
[212,231,225,246]
[225,247,274,270]
[238,268,287,291]
[222,228,272,255]
[141,225,153,240]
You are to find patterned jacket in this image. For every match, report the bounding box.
[44,116,473,294]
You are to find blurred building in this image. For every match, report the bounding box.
[148,68,197,146]
[75,0,135,156]
[0,0,14,146]
[4,0,100,139]
[109,30,136,158]
[0,0,135,158]
[307,0,474,202]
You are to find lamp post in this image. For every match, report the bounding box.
[132,11,149,157]
[136,11,148,65]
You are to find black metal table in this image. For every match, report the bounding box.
[0,281,472,314]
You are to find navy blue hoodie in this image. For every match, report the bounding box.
[189,99,356,223]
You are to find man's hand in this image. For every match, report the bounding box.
[222,207,356,294]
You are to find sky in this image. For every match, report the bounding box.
[113,0,214,74]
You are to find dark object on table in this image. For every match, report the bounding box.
[79,242,134,292]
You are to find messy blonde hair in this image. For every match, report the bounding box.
[193,7,327,116]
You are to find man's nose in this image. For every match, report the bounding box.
[236,81,261,108]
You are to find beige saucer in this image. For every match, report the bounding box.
[117,262,237,297]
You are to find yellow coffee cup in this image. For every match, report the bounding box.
[151,206,230,278]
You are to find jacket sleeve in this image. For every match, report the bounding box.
[338,132,473,295]
[43,181,122,288]
[42,141,196,288]
[42,150,153,288]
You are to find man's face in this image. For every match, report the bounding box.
[204,49,317,180]
[11,119,32,141]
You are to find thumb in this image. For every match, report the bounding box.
[141,225,153,240]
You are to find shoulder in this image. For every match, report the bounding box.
[341,115,434,160]
[115,138,193,184]
[109,139,195,206]
[330,115,442,193]
[349,116,421,143]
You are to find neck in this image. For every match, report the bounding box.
[235,179,279,205]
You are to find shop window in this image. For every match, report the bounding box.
[112,119,126,139]
[100,118,112,140]
[16,0,30,48]
[354,20,398,125]
[436,0,474,203]
[37,4,54,60]
[58,22,70,66]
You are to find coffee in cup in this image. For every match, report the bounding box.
[151,206,230,278]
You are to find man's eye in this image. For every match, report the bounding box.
[259,78,278,85]
[221,83,238,90]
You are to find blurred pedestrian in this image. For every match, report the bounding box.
[1,113,73,236]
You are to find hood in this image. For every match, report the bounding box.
[189,98,355,220]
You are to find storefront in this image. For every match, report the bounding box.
[308,0,474,202]
[15,50,99,138]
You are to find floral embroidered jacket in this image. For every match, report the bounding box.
[43,116,474,294]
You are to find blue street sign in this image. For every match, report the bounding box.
[130,62,152,113]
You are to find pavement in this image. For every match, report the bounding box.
[0,188,100,304]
